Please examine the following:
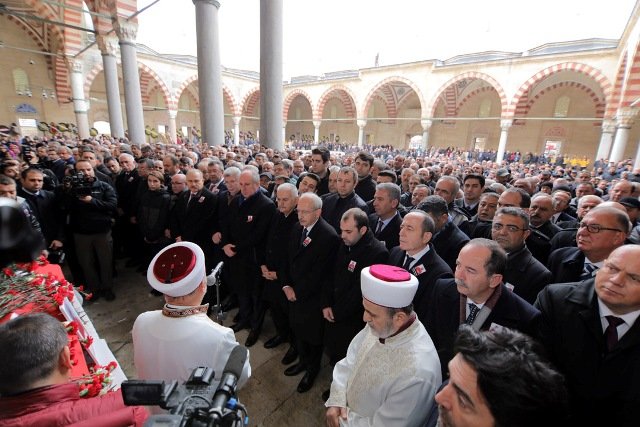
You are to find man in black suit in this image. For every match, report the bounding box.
[321,167,367,234]
[260,183,299,362]
[388,211,452,323]
[368,182,402,250]
[417,195,470,272]
[551,188,576,225]
[550,194,602,251]
[425,238,541,376]
[455,173,485,218]
[527,193,561,264]
[281,193,340,393]
[491,207,552,304]
[205,159,227,195]
[114,153,140,259]
[322,207,388,366]
[548,206,630,283]
[535,245,640,426]
[220,168,275,345]
[353,151,376,203]
[18,168,63,251]
[460,192,498,239]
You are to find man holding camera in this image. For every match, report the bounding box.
[62,159,117,301]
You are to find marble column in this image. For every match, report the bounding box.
[609,108,636,163]
[595,119,615,162]
[233,116,241,145]
[69,60,90,139]
[495,119,512,164]
[282,122,286,145]
[168,109,177,143]
[421,119,432,151]
[114,19,145,145]
[193,0,224,146]
[260,0,283,150]
[96,35,124,139]
[357,119,367,148]
[634,141,640,170]
[313,120,321,143]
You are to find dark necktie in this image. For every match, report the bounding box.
[605,315,624,351]
[375,219,384,236]
[580,262,598,280]
[402,255,414,271]
[466,303,480,325]
[300,228,308,247]
[187,192,197,207]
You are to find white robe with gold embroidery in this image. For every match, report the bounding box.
[326,320,441,427]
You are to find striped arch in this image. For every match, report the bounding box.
[361,76,425,119]
[182,86,199,109]
[428,72,508,118]
[508,62,612,119]
[620,43,640,109]
[175,75,239,115]
[518,82,605,119]
[241,87,260,116]
[84,63,105,96]
[175,74,199,108]
[315,85,357,120]
[22,0,65,55]
[456,86,498,114]
[222,86,240,116]
[62,0,84,55]
[605,53,628,118]
[54,57,72,103]
[283,89,313,120]
[137,63,174,110]
[6,16,48,54]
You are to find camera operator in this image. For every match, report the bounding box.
[61,159,117,301]
[0,313,148,426]
[133,242,251,408]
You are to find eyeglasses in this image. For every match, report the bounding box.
[492,223,528,233]
[578,222,623,234]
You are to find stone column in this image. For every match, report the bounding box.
[634,142,640,170]
[68,60,90,140]
[313,120,321,143]
[609,108,636,163]
[96,35,124,139]
[260,0,283,150]
[421,119,432,151]
[357,119,367,148]
[282,122,286,145]
[193,0,224,146]
[496,119,512,164]
[595,119,615,162]
[114,19,145,145]
[168,109,177,143]
[233,116,241,145]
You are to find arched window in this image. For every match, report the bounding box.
[13,69,30,94]
[554,96,570,118]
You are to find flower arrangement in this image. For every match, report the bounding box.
[0,256,90,321]
[74,362,119,398]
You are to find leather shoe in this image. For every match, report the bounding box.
[231,322,249,333]
[281,346,298,365]
[245,330,260,347]
[321,389,330,401]
[297,372,317,393]
[264,335,286,349]
[284,362,306,376]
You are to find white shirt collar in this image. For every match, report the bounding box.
[597,298,640,336]
[405,244,430,269]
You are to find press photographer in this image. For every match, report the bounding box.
[61,159,117,301]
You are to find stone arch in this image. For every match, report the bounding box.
[518,82,605,119]
[620,44,640,109]
[315,85,357,120]
[605,52,627,118]
[175,74,199,107]
[175,75,239,115]
[283,89,313,120]
[22,0,65,55]
[241,87,260,116]
[222,86,240,116]
[428,72,508,118]
[62,0,85,55]
[138,62,174,110]
[509,62,612,119]
[5,16,47,53]
[361,76,425,119]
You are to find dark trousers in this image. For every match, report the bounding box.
[228,257,263,329]
[296,338,323,375]
[74,230,113,292]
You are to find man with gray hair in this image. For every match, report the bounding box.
[281,192,340,393]
[434,176,470,226]
[369,182,402,250]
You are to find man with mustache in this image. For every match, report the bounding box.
[424,238,541,376]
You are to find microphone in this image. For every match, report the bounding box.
[206,261,224,287]
[209,345,248,420]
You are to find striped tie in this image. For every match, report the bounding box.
[466,304,480,325]
[580,262,598,281]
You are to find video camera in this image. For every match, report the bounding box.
[122,346,249,427]
[62,171,95,197]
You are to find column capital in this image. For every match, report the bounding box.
[114,19,138,43]
[312,120,321,128]
[96,35,119,56]
[67,59,83,74]
[192,0,220,7]
[616,107,637,128]
[168,109,178,119]
[232,116,241,125]
[500,119,513,131]
[601,119,616,134]
[357,119,367,128]
[421,119,433,130]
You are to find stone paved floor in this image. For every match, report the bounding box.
[81,260,330,426]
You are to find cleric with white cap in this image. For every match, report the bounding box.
[132,242,250,397]
[325,264,442,427]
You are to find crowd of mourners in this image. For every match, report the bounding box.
[2,127,640,426]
